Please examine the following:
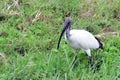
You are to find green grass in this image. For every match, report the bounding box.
[0,0,120,80]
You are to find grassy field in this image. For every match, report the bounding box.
[0,0,120,80]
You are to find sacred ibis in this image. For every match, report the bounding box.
[57,17,103,67]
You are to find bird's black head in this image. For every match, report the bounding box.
[64,17,72,27]
[57,17,72,49]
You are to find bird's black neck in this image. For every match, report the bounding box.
[66,26,70,39]
[64,17,72,39]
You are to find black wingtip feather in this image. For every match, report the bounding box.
[95,37,103,49]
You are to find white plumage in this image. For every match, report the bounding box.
[64,29,100,56]
[57,17,103,67]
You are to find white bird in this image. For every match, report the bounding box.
[57,17,103,67]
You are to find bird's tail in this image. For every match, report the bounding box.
[95,37,103,49]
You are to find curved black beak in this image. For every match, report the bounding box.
[57,18,71,49]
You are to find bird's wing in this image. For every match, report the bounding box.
[69,30,99,49]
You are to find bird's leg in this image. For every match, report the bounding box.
[89,56,94,68]
[72,50,79,68]
[85,49,95,68]
[72,55,79,68]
